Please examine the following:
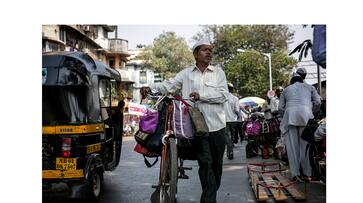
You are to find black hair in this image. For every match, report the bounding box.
[297,72,307,80]
[290,76,303,85]
[228,86,234,92]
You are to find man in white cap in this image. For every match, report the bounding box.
[296,67,307,80]
[270,86,283,115]
[141,39,228,203]
[278,72,321,181]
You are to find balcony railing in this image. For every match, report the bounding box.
[108,39,128,54]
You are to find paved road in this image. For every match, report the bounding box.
[44,136,326,203]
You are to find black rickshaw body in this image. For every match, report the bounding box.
[42,52,123,197]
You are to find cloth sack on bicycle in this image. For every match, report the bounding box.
[144,98,170,153]
[134,130,149,146]
[261,120,270,134]
[245,120,261,136]
[139,95,166,134]
[172,96,194,139]
[188,106,209,136]
[301,119,320,144]
[134,143,159,167]
[139,109,158,134]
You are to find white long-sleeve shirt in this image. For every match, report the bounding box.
[224,93,241,122]
[270,96,280,113]
[150,65,229,132]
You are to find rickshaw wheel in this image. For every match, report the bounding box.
[91,172,102,197]
[87,166,104,202]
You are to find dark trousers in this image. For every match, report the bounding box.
[237,122,244,142]
[225,123,234,154]
[195,128,226,203]
[227,122,240,143]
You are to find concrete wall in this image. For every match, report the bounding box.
[94,27,109,49]
[42,25,59,40]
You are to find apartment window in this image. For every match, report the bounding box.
[109,57,115,68]
[119,60,126,69]
[139,70,147,84]
[59,28,66,42]
[103,30,107,39]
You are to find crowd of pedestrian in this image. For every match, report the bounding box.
[223,66,325,183]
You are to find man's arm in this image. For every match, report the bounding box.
[278,93,286,117]
[149,70,184,94]
[233,96,242,119]
[311,86,322,115]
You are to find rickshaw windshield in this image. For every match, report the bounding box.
[43,85,101,125]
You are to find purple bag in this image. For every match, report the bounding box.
[172,100,193,139]
[246,120,261,136]
[139,109,159,134]
[139,95,167,134]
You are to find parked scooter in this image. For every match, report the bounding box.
[301,118,326,182]
[309,119,326,182]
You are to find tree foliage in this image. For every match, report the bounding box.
[194,25,294,63]
[225,50,296,98]
[139,32,194,79]
[193,25,297,97]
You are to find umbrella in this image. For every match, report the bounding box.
[239,97,267,108]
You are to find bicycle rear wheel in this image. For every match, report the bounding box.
[160,137,177,203]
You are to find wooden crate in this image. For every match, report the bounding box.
[248,164,306,202]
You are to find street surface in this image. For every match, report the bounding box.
[43,136,326,203]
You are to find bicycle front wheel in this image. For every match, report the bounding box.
[160,137,178,203]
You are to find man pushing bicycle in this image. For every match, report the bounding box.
[141,39,228,203]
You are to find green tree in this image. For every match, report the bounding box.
[225,50,296,98]
[139,32,194,79]
[194,25,294,63]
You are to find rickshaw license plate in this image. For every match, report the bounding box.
[56,158,77,170]
[87,143,101,154]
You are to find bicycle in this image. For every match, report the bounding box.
[144,94,194,203]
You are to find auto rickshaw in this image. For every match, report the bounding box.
[42,51,124,201]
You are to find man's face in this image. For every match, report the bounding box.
[194,45,213,64]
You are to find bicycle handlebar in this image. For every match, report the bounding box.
[146,94,196,103]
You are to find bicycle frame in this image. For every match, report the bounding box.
[148,94,194,203]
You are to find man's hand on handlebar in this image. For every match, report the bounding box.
[189,92,200,101]
[140,87,151,100]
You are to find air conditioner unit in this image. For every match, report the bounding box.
[83,25,90,32]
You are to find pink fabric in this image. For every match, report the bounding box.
[139,109,159,134]
[172,100,194,139]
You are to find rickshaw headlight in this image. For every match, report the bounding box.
[62,138,72,157]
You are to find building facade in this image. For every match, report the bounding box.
[42,25,164,111]
[126,48,163,104]
[42,24,133,98]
